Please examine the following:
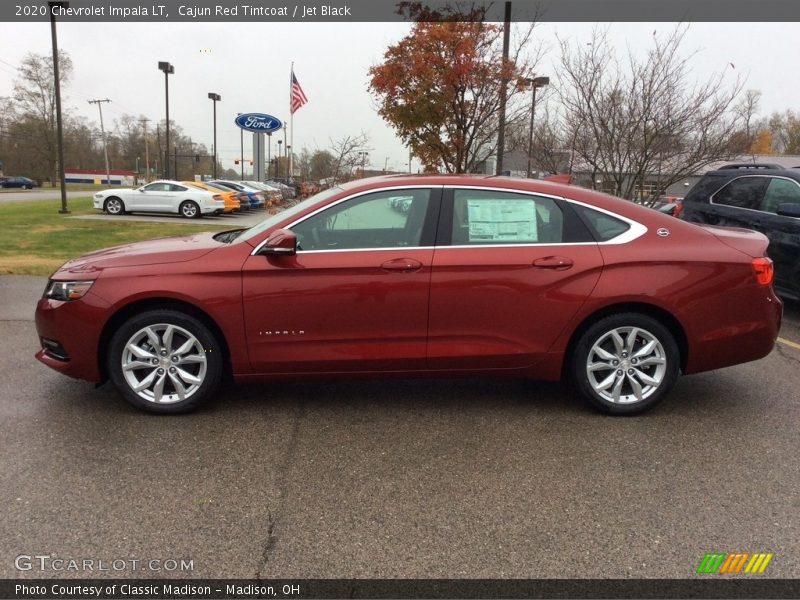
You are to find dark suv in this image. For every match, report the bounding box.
[680,163,800,300]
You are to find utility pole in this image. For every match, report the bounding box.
[88,99,112,185]
[49,1,68,212]
[495,1,512,175]
[139,118,150,182]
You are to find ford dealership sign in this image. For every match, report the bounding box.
[235,113,282,133]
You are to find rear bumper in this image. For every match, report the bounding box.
[683,288,782,374]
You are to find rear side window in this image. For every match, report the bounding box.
[761,178,800,213]
[571,204,630,242]
[712,177,767,209]
[451,190,564,245]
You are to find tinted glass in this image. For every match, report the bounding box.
[713,177,767,209]
[143,183,169,192]
[291,189,431,251]
[571,204,630,242]
[451,190,564,245]
[761,178,800,213]
[169,184,188,192]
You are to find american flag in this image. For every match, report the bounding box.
[290,71,308,114]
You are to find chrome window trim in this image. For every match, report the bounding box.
[250,184,647,256]
[250,185,439,256]
[707,175,800,214]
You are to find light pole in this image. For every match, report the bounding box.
[49,1,69,213]
[277,140,283,180]
[286,145,291,181]
[237,112,244,180]
[525,75,549,179]
[136,156,140,180]
[158,61,174,178]
[266,132,271,179]
[207,92,221,179]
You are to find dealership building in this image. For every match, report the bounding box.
[64,169,137,186]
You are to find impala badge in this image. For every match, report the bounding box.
[657,228,671,237]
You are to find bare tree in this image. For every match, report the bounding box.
[327,133,370,184]
[550,26,744,200]
[12,51,73,186]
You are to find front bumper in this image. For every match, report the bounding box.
[34,291,110,382]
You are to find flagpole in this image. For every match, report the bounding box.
[289,62,294,183]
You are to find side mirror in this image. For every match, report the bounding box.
[776,203,800,218]
[138,187,146,192]
[259,229,297,256]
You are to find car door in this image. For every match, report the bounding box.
[698,176,768,228]
[241,187,441,373]
[427,188,603,370]
[133,182,169,211]
[758,177,800,297]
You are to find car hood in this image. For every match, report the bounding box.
[56,232,221,274]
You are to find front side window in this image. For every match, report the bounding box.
[451,190,564,245]
[712,177,767,210]
[761,178,800,213]
[291,189,431,251]
[143,183,169,192]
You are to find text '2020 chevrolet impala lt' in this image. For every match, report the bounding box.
[36,176,782,414]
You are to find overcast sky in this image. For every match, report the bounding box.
[0,21,798,173]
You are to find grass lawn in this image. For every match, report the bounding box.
[0,197,231,276]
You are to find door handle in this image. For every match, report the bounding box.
[533,256,574,270]
[381,258,423,273]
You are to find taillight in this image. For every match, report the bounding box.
[212,194,223,202]
[672,199,684,218]
[752,257,774,286]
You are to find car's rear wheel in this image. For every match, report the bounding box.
[180,200,201,218]
[104,197,125,215]
[571,313,679,415]
[108,310,223,414]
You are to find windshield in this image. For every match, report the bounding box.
[236,187,343,243]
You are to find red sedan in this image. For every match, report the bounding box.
[35,175,782,415]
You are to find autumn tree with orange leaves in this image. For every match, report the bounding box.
[368,20,535,173]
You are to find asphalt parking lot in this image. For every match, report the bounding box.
[1,275,799,580]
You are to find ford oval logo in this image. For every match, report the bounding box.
[235,113,282,133]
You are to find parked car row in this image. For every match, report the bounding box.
[0,176,38,189]
[93,179,288,219]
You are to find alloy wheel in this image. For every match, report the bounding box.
[121,323,208,404]
[585,326,667,404]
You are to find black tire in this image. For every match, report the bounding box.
[104,197,125,215]
[571,313,680,415]
[180,200,201,219]
[107,309,223,414]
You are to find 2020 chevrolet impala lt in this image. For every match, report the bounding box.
[36,175,782,414]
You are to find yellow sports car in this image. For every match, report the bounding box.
[182,181,241,213]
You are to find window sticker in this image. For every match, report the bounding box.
[466,199,537,242]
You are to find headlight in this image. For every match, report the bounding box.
[45,280,95,301]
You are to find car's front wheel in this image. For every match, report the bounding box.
[180,200,201,219]
[108,310,223,413]
[104,197,125,215]
[571,313,679,415]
